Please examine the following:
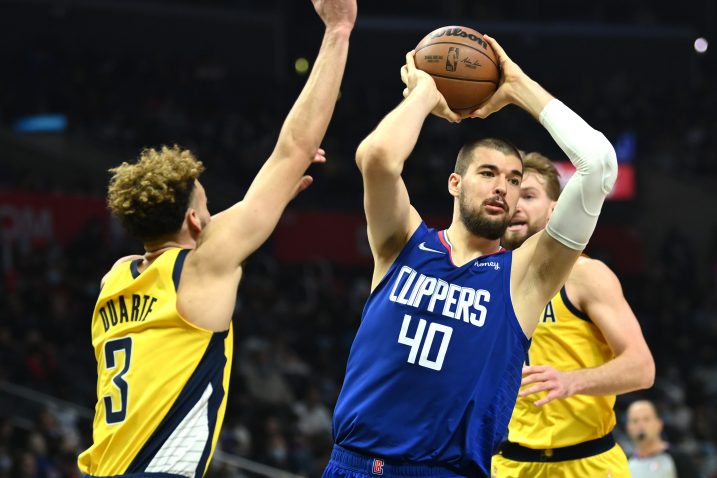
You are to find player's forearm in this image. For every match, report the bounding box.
[567,350,655,396]
[510,76,554,121]
[273,27,351,163]
[541,100,618,250]
[356,83,436,175]
[539,99,617,177]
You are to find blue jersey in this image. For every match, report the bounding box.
[333,223,530,477]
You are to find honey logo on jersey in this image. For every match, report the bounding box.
[475,260,500,271]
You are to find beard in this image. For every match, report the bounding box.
[459,190,511,240]
[501,221,543,250]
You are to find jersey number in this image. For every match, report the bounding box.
[103,337,133,424]
[397,314,453,371]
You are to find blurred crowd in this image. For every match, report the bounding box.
[2,26,716,204]
[1,2,717,477]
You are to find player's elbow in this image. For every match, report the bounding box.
[356,140,402,177]
[633,349,656,390]
[274,125,319,164]
[640,353,656,389]
[589,132,618,195]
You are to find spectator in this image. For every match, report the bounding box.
[627,400,701,477]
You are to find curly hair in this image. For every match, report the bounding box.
[107,145,205,241]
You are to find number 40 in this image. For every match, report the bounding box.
[397,314,453,371]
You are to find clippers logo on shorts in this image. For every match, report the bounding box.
[372,459,384,475]
[446,47,459,72]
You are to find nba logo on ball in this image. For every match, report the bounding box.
[446,47,459,72]
[372,459,384,475]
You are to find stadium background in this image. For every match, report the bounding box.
[1,0,716,476]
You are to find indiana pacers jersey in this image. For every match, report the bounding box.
[507,286,615,449]
[333,223,530,477]
[78,248,233,478]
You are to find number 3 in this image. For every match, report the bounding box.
[103,337,133,424]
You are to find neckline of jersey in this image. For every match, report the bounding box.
[438,230,505,268]
[129,248,178,279]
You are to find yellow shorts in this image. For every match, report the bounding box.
[491,444,630,478]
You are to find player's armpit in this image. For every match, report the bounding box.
[510,230,581,337]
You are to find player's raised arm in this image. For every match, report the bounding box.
[196,0,356,270]
[358,51,460,287]
[472,35,618,336]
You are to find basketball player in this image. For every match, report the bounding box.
[77,0,356,476]
[490,152,655,477]
[322,35,618,478]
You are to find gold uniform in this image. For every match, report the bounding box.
[492,287,630,478]
[78,248,233,478]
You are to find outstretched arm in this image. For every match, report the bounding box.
[198,0,356,270]
[358,52,460,288]
[520,259,655,406]
[475,35,618,335]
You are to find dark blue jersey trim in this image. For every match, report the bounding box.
[560,287,591,322]
[172,249,190,292]
[130,259,141,279]
[126,330,228,476]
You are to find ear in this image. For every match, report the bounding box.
[186,208,202,235]
[546,200,557,220]
[448,173,461,198]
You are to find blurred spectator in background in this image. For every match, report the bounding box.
[627,400,700,477]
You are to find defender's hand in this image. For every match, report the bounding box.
[312,0,356,32]
[401,51,461,123]
[469,35,530,119]
[519,365,576,407]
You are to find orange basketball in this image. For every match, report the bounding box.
[415,26,500,113]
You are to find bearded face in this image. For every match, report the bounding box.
[502,215,544,250]
[501,173,555,250]
[459,187,512,240]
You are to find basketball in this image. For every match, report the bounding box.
[415,26,500,113]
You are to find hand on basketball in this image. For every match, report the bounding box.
[312,0,357,32]
[468,35,529,119]
[519,365,576,407]
[401,51,462,123]
[291,148,326,200]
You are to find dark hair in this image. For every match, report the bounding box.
[454,138,523,176]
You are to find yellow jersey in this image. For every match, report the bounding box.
[507,287,614,449]
[78,248,233,477]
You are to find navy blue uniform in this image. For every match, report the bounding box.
[328,223,529,478]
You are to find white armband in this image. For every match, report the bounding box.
[540,99,618,250]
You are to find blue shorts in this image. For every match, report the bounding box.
[322,445,479,478]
